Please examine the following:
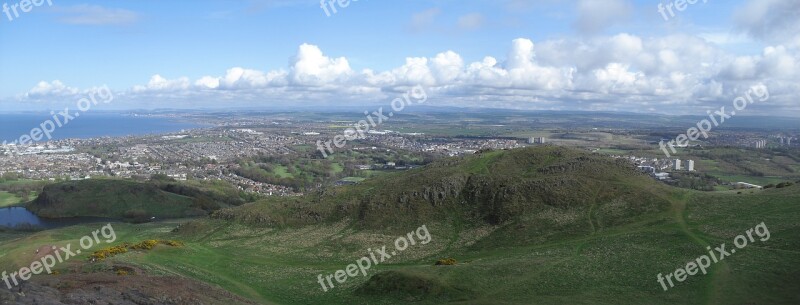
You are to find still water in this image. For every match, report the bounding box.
[0,207,111,229]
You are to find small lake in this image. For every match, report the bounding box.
[0,207,113,229]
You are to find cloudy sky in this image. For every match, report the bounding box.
[0,0,798,116]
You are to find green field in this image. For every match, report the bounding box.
[0,192,21,207]
[708,173,789,186]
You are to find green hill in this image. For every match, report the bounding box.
[213,146,672,237]
[26,178,249,221]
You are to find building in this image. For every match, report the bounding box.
[528,137,546,144]
[637,166,656,174]
[654,172,670,180]
[736,182,763,189]
[673,159,682,171]
[687,160,695,172]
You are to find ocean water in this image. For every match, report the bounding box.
[0,113,204,143]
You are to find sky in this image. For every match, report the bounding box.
[0,0,798,116]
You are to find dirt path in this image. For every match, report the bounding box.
[668,191,729,305]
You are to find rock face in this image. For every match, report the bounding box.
[0,274,259,305]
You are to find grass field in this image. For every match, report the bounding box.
[0,192,21,207]
[707,173,789,186]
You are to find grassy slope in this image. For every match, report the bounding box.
[2,186,796,304]
[24,178,250,219]
[1,148,798,304]
[161,185,799,305]
[26,179,195,219]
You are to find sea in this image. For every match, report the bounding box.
[0,113,205,143]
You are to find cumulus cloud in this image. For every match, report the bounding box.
[11,34,800,115]
[27,80,77,96]
[132,75,190,93]
[719,45,798,80]
[289,44,353,86]
[17,81,115,106]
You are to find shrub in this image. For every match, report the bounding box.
[435,258,457,266]
[776,182,794,189]
[90,244,129,261]
[130,240,160,250]
[764,184,775,189]
[162,240,185,247]
[114,266,134,276]
[90,240,183,261]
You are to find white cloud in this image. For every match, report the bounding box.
[132,75,190,93]
[289,44,353,86]
[12,34,800,116]
[23,80,79,100]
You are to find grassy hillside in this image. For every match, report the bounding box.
[214,146,673,236]
[1,185,796,304]
[25,178,252,221]
[2,147,798,304]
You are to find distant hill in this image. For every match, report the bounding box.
[27,179,249,221]
[213,146,673,235]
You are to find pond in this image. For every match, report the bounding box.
[0,207,113,229]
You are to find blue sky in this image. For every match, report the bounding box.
[1,0,798,116]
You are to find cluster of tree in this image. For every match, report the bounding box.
[764,182,795,189]
[232,165,317,192]
[149,177,250,209]
[666,172,723,191]
[0,172,21,182]
[233,153,342,191]
[236,148,438,191]
[0,180,46,201]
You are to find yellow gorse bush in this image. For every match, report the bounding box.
[90,240,184,261]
